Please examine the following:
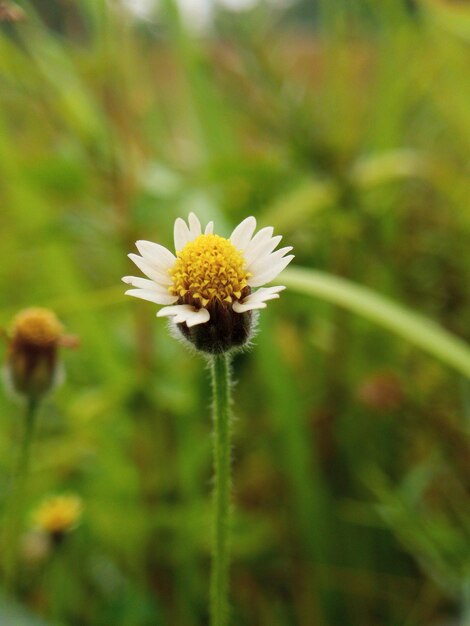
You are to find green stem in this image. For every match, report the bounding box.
[210,354,232,626]
[3,395,40,594]
[50,547,66,626]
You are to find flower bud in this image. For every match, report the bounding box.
[4,308,71,400]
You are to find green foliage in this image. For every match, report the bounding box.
[1,0,470,624]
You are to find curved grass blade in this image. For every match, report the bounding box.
[282,266,470,379]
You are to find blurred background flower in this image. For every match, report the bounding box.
[32,494,83,542]
[3,308,77,400]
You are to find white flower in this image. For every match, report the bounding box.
[122,214,293,352]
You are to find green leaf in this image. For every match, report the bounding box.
[282,266,470,379]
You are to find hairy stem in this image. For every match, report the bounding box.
[210,353,232,626]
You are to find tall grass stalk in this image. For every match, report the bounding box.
[210,354,232,626]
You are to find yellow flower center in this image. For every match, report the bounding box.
[33,496,82,534]
[12,308,63,347]
[169,234,250,306]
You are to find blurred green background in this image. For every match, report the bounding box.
[2,0,470,624]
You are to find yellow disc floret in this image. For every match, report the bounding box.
[169,234,250,306]
[33,495,83,535]
[12,308,63,347]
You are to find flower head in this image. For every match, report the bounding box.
[123,214,294,353]
[3,308,77,399]
[11,307,64,348]
[32,494,83,542]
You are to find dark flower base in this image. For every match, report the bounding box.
[176,299,253,354]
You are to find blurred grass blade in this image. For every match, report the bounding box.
[263,179,336,232]
[262,149,430,232]
[420,0,470,41]
[350,149,430,188]
[283,267,470,378]
[256,314,335,626]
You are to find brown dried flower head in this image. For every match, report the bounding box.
[4,308,75,399]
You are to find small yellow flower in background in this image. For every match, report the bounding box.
[3,307,78,399]
[123,214,294,353]
[12,307,64,347]
[32,495,83,542]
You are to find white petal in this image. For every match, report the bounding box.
[233,300,267,313]
[174,218,191,252]
[246,285,286,302]
[125,289,178,305]
[230,216,257,251]
[188,212,202,238]
[245,235,283,267]
[157,304,194,318]
[122,276,172,294]
[184,308,210,327]
[248,255,294,287]
[249,246,293,276]
[135,241,175,269]
[232,286,285,313]
[157,304,210,327]
[243,226,274,258]
[128,254,172,285]
[205,221,214,234]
